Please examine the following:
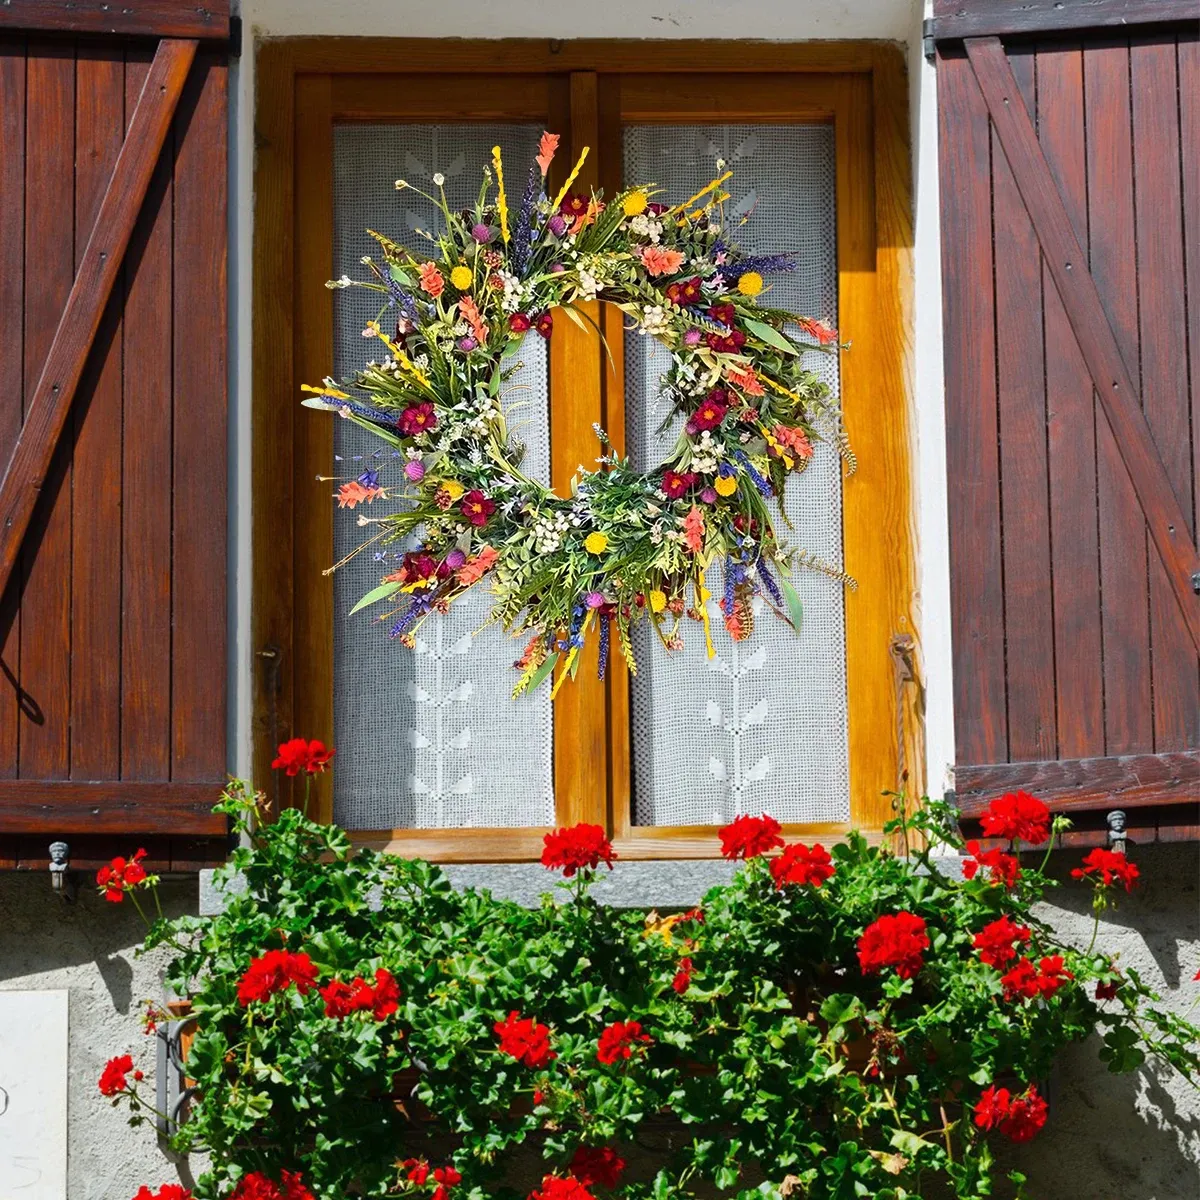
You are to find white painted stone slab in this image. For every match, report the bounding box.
[0,990,68,1200]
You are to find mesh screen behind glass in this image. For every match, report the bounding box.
[331,124,554,831]
[624,124,850,827]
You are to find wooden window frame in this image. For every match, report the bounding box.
[252,38,916,861]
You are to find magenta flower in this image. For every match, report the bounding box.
[404,460,426,482]
[471,223,493,243]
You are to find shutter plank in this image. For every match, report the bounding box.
[0,40,25,799]
[1181,33,1200,543]
[993,48,1055,761]
[70,45,125,779]
[1130,34,1200,752]
[965,36,1200,657]
[938,47,1008,764]
[170,53,227,780]
[121,48,174,780]
[1085,38,1154,756]
[1036,41,1105,758]
[20,41,75,781]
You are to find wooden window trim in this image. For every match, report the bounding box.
[252,39,916,861]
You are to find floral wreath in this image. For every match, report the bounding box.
[304,133,852,697]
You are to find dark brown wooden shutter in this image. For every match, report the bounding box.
[933,0,1200,843]
[0,1,232,867]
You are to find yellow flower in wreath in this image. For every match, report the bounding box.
[450,265,473,290]
[622,191,648,217]
[648,589,667,613]
[737,271,764,297]
[715,474,738,497]
[439,480,466,502]
[584,531,609,555]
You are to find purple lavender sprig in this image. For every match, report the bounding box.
[388,595,432,639]
[718,254,797,284]
[734,450,774,499]
[385,275,421,322]
[757,558,784,608]
[511,163,540,274]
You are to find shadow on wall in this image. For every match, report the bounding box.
[1002,841,1200,1199]
[0,874,195,1009]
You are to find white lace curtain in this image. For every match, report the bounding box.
[623,124,850,827]
[331,124,555,831]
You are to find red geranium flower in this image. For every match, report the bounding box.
[661,469,697,499]
[1034,954,1073,997]
[972,915,1031,968]
[132,1188,191,1200]
[271,738,335,776]
[596,1019,652,1065]
[569,1146,626,1189]
[495,1011,556,1068]
[99,1054,136,1096]
[857,912,929,980]
[1001,1086,1048,1142]
[399,402,438,437]
[237,949,319,1007]
[535,311,554,338]
[370,968,401,1019]
[403,1160,431,1186]
[460,489,495,527]
[1000,955,1073,1001]
[690,391,729,432]
[431,1166,462,1200]
[718,813,784,860]
[1071,847,1140,892]
[974,1083,1050,1141]
[229,1172,314,1200]
[318,977,364,1019]
[531,1176,594,1200]
[541,823,616,876]
[509,312,532,333]
[979,790,1050,845]
[671,956,695,995]
[962,840,1022,888]
[770,842,835,889]
[97,848,149,902]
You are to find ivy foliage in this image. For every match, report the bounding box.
[141,789,1198,1200]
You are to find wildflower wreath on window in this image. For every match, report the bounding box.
[303,133,849,696]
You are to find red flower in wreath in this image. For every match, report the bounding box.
[509,312,532,333]
[972,915,1031,969]
[237,950,319,1006]
[718,813,784,860]
[596,1020,652,1065]
[531,1177,594,1200]
[541,823,616,876]
[770,842,835,889]
[708,302,737,326]
[460,489,495,527]
[979,790,1050,846]
[690,390,729,432]
[569,1146,626,1189]
[857,912,929,980]
[558,192,590,219]
[665,276,703,306]
[495,1011,556,1068]
[398,402,438,437]
[1071,847,1139,892]
[535,311,554,338]
[97,848,149,902]
[661,469,697,499]
[962,840,1022,888]
[99,1054,140,1096]
[271,738,335,776]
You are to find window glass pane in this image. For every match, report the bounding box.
[623,124,850,827]
[331,124,554,830]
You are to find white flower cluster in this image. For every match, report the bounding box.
[497,269,524,313]
[639,305,672,337]
[691,430,720,474]
[629,213,663,243]
[531,509,572,554]
[577,269,605,302]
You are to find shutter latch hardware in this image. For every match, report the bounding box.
[1106,810,1127,856]
[48,840,75,902]
[1191,571,1200,595]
